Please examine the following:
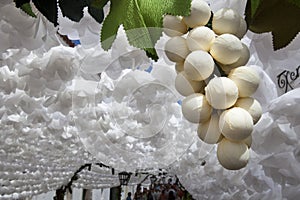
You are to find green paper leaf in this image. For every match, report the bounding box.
[101,0,191,60]
[14,0,29,8]
[87,0,108,24]
[58,0,107,24]
[287,0,300,8]
[59,0,87,22]
[32,0,58,26]
[14,0,36,18]
[21,3,37,17]
[88,6,104,23]
[251,0,260,17]
[246,0,300,50]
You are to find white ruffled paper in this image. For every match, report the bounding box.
[248,31,300,96]
[1,0,300,199]
[0,1,59,54]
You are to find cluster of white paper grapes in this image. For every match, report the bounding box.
[163,0,263,170]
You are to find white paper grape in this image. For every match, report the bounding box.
[186,26,216,51]
[197,113,223,144]
[243,135,252,147]
[184,50,215,81]
[175,62,184,73]
[210,34,243,65]
[219,43,250,73]
[175,71,205,96]
[235,97,262,124]
[236,17,247,38]
[181,93,212,123]
[204,77,238,109]
[165,36,190,63]
[183,0,211,28]
[231,48,253,69]
[212,8,247,38]
[219,107,253,141]
[217,138,250,170]
[228,66,260,97]
[163,15,188,37]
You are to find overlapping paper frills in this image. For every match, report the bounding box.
[1,0,300,199]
